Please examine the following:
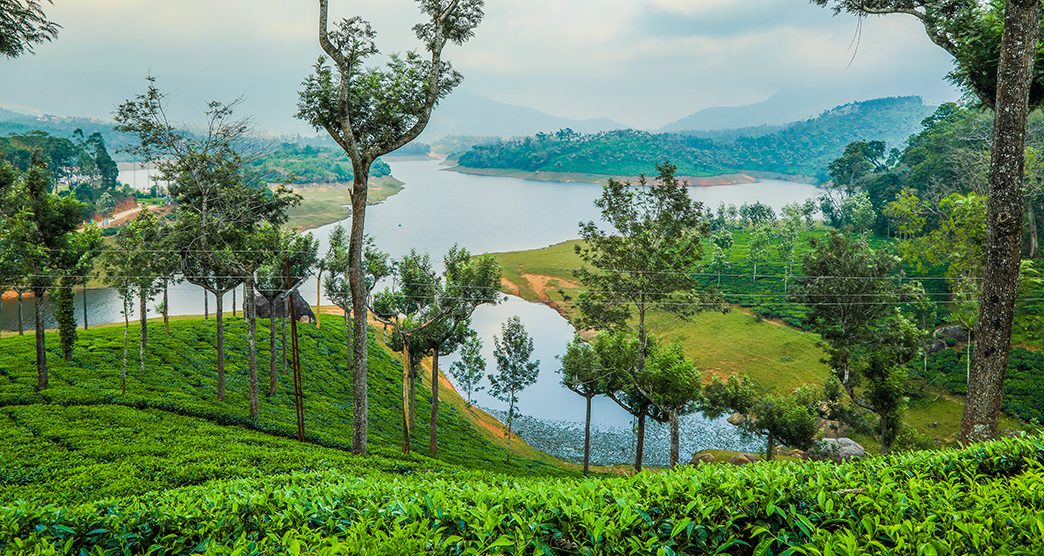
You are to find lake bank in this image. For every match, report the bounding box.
[285,176,405,231]
[446,165,764,186]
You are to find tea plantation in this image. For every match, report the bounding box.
[1,319,1043,554]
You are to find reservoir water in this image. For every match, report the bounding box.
[1,159,822,464]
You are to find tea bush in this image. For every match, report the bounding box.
[2,435,1042,554]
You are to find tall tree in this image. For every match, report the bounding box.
[574,162,721,471]
[0,155,89,390]
[639,343,701,468]
[0,0,58,58]
[489,315,539,463]
[559,336,605,477]
[116,80,296,403]
[296,0,486,454]
[813,0,1043,444]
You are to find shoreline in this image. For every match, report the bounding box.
[445,165,820,186]
[286,175,406,231]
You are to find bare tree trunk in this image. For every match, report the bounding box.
[879,414,890,455]
[669,411,680,468]
[350,168,371,454]
[506,394,515,464]
[246,274,258,420]
[635,410,646,472]
[204,289,209,320]
[316,271,322,329]
[17,290,24,335]
[163,281,170,336]
[409,356,417,430]
[215,291,225,402]
[269,298,278,395]
[282,299,288,378]
[82,281,88,330]
[121,298,128,395]
[583,394,592,477]
[232,286,237,318]
[401,333,411,455]
[138,289,147,377]
[430,350,440,457]
[961,0,1041,444]
[287,269,305,441]
[1027,201,1039,258]
[34,292,47,391]
[765,431,776,461]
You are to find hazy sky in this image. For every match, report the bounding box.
[0,0,959,133]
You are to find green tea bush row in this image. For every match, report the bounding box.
[3,436,1042,555]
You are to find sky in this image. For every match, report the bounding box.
[0,0,960,133]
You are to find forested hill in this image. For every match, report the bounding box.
[457,97,936,181]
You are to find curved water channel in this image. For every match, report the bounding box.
[1,159,821,465]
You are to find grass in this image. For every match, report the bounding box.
[283,176,405,231]
[488,236,1038,446]
[0,315,567,504]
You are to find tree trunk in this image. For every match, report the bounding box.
[635,410,646,472]
[879,414,890,455]
[583,394,592,477]
[282,298,288,378]
[506,394,515,464]
[138,289,147,377]
[17,290,24,335]
[669,411,680,468]
[34,292,47,390]
[401,332,411,455]
[316,271,322,329]
[215,291,225,402]
[121,298,129,395]
[204,289,209,320]
[287,272,305,442]
[349,167,371,454]
[163,281,169,336]
[232,286,237,318]
[409,356,417,430]
[246,274,258,420]
[82,281,88,330]
[269,298,278,395]
[765,431,775,461]
[962,0,1041,444]
[430,350,440,457]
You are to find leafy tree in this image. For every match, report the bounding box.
[795,232,925,453]
[574,161,721,471]
[296,0,486,455]
[449,332,485,405]
[747,225,772,282]
[0,0,58,58]
[739,202,776,228]
[828,140,889,190]
[489,315,539,462]
[709,229,734,287]
[559,336,605,476]
[639,343,701,467]
[0,155,89,390]
[704,375,821,460]
[777,203,807,292]
[812,0,1044,443]
[116,80,297,404]
[1023,145,1044,258]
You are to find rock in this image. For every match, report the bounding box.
[811,438,866,462]
[927,339,949,354]
[820,419,849,437]
[727,412,746,426]
[690,453,717,464]
[728,454,753,465]
[254,291,316,324]
[935,325,970,344]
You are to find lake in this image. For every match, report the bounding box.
[1,158,822,464]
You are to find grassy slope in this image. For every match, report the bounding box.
[488,238,1030,448]
[0,316,567,504]
[284,176,405,231]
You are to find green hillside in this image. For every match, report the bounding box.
[0,317,566,505]
[457,97,935,181]
[4,435,1042,553]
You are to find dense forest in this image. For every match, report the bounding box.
[249,142,391,185]
[457,97,936,180]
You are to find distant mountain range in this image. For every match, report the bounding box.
[658,88,853,133]
[457,96,938,181]
[419,92,630,140]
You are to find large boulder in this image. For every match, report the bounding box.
[811,438,866,462]
[690,452,717,464]
[254,291,316,324]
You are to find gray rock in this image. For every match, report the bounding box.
[254,291,316,324]
[727,412,746,426]
[811,438,866,462]
[935,325,970,343]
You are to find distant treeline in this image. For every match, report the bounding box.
[457,97,936,181]
[249,143,391,185]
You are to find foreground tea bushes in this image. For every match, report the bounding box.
[3,436,1042,555]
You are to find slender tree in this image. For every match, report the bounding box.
[575,162,722,471]
[813,0,1043,444]
[640,343,701,468]
[449,332,486,405]
[297,0,486,454]
[560,336,603,476]
[489,315,539,463]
